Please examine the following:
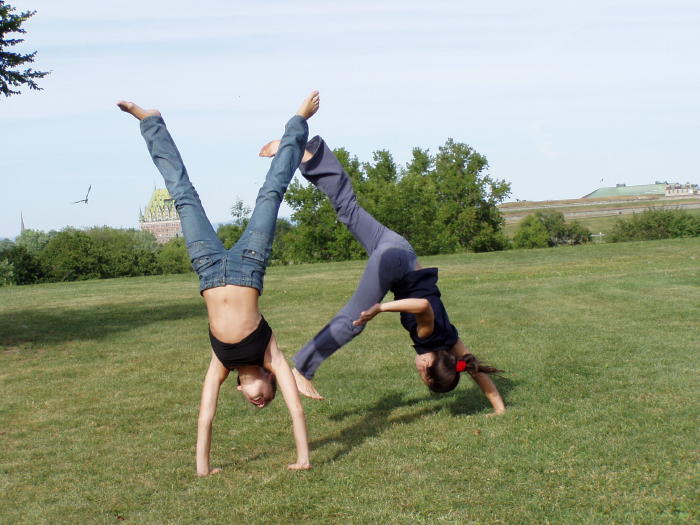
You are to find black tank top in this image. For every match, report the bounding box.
[209,316,272,369]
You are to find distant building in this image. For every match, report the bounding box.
[665,183,698,197]
[139,188,182,244]
[583,183,666,199]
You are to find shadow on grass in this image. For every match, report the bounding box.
[219,377,518,468]
[310,392,437,463]
[442,375,518,416]
[309,377,516,464]
[0,300,206,348]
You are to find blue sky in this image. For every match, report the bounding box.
[2,0,698,239]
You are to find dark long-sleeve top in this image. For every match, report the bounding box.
[391,267,459,354]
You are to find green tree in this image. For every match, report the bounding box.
[217,223,245,250]
[608,208,700,242]
[513,211,592,248]
[513,215,550,248]
[392,148,447,255]
[0,258,13,286]
[360,149,401,230]
[217,197,252,249]
[85,226,159,277]
[270,218,294,265]
[564,220,593,245]
[157,237,191,274]
[1,244,42,284]
[132,229,159,253]
[39,229,102,281]
[284,147,366,262]
[0,1,49,97]
[285,140,511,261]
[0,238,14,256]
[230,198,251,224]
[431,139,510,252]
[15,228,52,255]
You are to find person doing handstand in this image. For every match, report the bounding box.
[118,91,320,475]
[260,134,505,414]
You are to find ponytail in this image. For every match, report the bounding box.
[455,354,503,377]
[426,351,503,394]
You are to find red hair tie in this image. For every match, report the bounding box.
[455,360,468,373]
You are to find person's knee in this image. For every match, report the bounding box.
[168,182,199,206]
[351,321,365,337]
[330,315,364,345]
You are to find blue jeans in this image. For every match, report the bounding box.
[292,136,417,378]
[140,114,308,293]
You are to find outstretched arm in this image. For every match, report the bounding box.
[471,372,506,415]
[196,354,230,476]
[452,339,505,415]
[353,298,435,338]
[266,337,311,470]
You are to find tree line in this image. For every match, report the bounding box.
[2,140,513,285]
[5,139,698,286]
[0,227,191,286]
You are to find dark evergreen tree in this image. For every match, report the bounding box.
[1,1,49,97]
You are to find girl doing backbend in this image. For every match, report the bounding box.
[261,134,505,414]
[118,91,320,475]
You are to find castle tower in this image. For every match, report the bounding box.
[139,188,182,244]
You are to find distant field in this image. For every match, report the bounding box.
[1,239,699,524]
[503,206,700,238]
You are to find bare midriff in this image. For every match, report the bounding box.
[203,285,262,343]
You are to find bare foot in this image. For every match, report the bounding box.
[296,90,320,120]
[259,139,314,162]
[197,467,222,477]
[259,140,281,157]
[287,462,312,471]
[292,368,324,400]
[116,100,161,121]
[486,408,506,417]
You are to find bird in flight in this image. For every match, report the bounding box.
[73,185,91,204]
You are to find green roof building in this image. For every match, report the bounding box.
[582,184,666,199]
[139,188,182,244]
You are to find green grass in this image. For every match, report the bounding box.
[1,239,699,524]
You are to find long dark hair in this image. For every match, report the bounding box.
[426,351,503,393]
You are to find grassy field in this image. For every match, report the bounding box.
[1,239,698,524]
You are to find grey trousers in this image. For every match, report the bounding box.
[292,136,417,379]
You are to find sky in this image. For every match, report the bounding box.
[2,0,699,239]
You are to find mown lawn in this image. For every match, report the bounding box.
[1,238,698,524]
